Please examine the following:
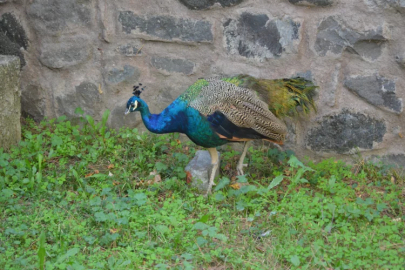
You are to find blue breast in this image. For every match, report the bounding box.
[183,107,228,148]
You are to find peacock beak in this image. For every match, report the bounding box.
[124,108,130,115]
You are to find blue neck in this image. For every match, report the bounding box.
[138,99,186,134]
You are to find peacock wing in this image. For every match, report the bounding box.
[189,79,287,143]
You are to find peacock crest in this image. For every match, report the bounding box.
[133,83,146,97]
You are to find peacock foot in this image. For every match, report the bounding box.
[237,163,248,175]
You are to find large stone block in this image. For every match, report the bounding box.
[39,41,91,69]
[151,56,194,75]
[56,81,102,117]
[105,65,140,85]
[178,0,243,10]
[344,74,403,114]
[315,17,388,61]
[306,110,386,153]
[288,0,334,6]
[0,55,21,149]
[118,12,213,43]
[27,0,92,35]
[224,13,300,60]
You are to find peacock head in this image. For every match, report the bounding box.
[125,84,145,115]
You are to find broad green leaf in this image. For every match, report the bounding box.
[288,155,305,169]
[66,248,79,257]
[133,193,147,206]
[290,255,300,267]
[198,214,209,223]
[377,203,387,211]
[236,175,248,183]
[267,175,284,190]
[236,200,246,211]
[101,109,110,125]
[155,225,169,234]
[214,193,225,201]
[329,175,336,187]
[196,237,207,246]
[194,222,208,230]
[94,212,107,222]
[74,107,84,115]
[86,115,95,127]
[155,162,168,172]
[37,231,46,270]
[214,177,230,191]
[51,135,63,147]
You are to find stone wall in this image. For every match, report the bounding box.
[0,0,404,164]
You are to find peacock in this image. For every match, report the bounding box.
[125,75,317,194]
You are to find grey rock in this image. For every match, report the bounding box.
[118,12,213,43]
[0,32,25,67]
[39,42,90,69]
[369,153,405,177]
[75,81,101,109]
[395,54,405,68]
[365,0,405,12]
[185,150,221,193]
[315,17,388,60]
[118,44,142,56]
[224,13,300,60]
[106,65,140,85]
[151,56,194,74]
[380,154,405,169]
[284,119,297,147]
[294,70,313,81]
[109,103,142,130]
[0,13,28,50]
[352,40,385,61]
[324,63,341,107]
[288,0,334,6]
[27,0,92,35]
[21,85,45,122]
[344,74,403,114]
[0,55,21,149]
[56,81,102,117]
[0,11,27,68]
[179,0,243,10]
[306,110,386,153]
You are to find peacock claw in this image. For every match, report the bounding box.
[237,163,248,175]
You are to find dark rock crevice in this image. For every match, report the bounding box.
[179,0,244,10]
[0,13,28,68]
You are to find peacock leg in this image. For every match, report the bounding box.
[237,141,251,175]
[206,148,219,195]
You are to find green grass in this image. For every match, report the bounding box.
[0,110,404,269]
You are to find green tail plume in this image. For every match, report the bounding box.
[224,75,318,118]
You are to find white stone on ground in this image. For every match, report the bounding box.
[185,150,221,193]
